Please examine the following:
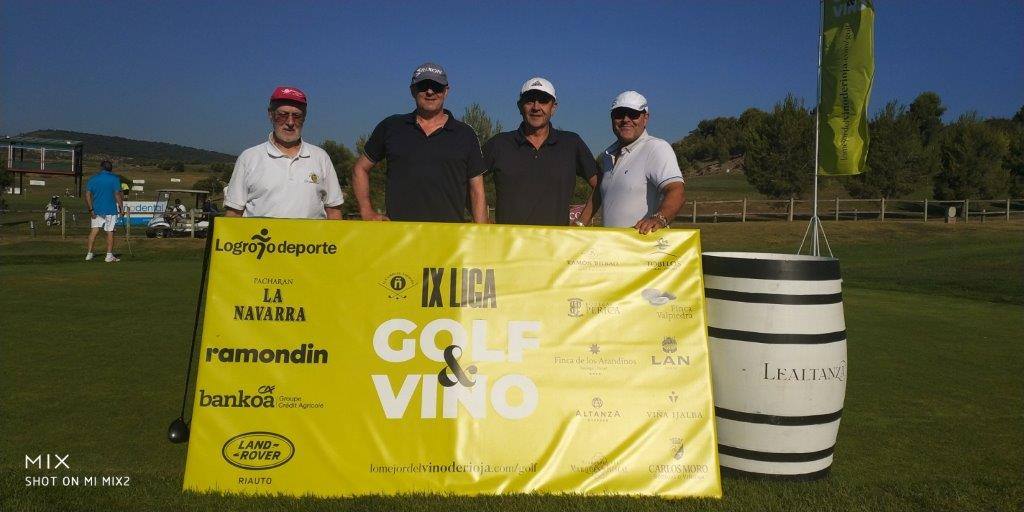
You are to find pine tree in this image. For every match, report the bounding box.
[844,101,936,198]
[742,94,814,198]
[933,113,1010,199]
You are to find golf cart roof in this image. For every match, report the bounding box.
[157,189,210,195]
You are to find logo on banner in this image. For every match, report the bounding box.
[566,248,622,268]
[222,432,295,470]
[575,396,622,422]
[642,288,677,306]
[200,385,276,408]
[214,228,338,259]
[671,437,685,460]
[651,337,690,366]
[205,343,328,365]
[380,273,417,300]
[566,297,621,317]
[647,239,681,269]
[762,360,847,382]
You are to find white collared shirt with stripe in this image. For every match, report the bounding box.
[225,134,344,219]
[599,131,684,227]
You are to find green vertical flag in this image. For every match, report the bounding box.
[818,0,875,175]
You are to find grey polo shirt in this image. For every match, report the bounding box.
[599,131,684,227]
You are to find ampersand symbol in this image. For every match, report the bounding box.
[438,345,477,388]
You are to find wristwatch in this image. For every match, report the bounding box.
[574,221,586,227]
[653,213,669,227]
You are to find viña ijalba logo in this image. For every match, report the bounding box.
[222,432,295,470]
[215,228,338,259]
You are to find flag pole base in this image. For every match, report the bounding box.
[797,215,833,257]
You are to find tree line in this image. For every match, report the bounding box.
[673,92,1024,200]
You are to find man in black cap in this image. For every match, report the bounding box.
[483,77,599,226]
[351,62,487,223]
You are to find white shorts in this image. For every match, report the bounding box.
[91,215,118,232]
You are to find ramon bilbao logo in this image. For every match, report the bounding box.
[222,432,295,470]
[215,228,338,259]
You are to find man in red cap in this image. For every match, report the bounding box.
[224,87,344,219]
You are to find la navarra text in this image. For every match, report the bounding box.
[234,288,306,322]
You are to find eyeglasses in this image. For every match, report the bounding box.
[273,111,306,123]
[611,108,645,120]
[413,81,447,94]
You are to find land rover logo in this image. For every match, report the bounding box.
[222,432,295,470]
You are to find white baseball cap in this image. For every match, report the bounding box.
[611,90,648,112]
[520,77,556,100]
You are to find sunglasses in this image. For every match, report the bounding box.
[273,111,305,123]
[611,108,645,120]
[520,92,554,105]
[413,81,447,93]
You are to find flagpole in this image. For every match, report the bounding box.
[800,0,831,257]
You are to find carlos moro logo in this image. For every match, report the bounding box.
[222,432,295,470]
[200,385,276,408]
[215,228,338,259]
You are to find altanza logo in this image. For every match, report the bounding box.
[214,228,338,259]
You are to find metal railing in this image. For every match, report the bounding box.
[677,198,1024,224]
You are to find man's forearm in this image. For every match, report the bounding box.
[468,176,488,223]
[352,158,376,217]
[657,183,686,222]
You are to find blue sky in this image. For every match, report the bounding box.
[2,1,1021,156]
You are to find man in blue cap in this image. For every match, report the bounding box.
[84,160,125,262]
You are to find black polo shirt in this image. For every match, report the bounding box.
[483,124,599,226]
[364,110,485,222]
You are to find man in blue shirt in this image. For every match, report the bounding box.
[85,160,125,262]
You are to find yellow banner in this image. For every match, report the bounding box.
[182,218,721,498]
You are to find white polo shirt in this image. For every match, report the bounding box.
[225,134,344,219]
[599,131,684,227]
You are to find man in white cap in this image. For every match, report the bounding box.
[352,62,487,223]
[483,77,599,226]
[224,86,344,219]
[586,91,685,234]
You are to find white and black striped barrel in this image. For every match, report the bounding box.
[702,252,847,480]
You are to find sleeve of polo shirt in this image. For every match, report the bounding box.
[646,139,685,190]
[223,154,249,211]
[574,135,599,180]
[466,131,486,179]
[322,154,344,207]
[363,120,388,163]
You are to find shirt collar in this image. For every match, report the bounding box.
[405,109,457,132]
[514,123,560,147]
[265,133,310,158]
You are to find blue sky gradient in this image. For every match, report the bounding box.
[2,1,1021,156]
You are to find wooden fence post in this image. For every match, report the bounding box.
[741,198,747,222]
[835,197,840,221]
[1008,198,1012,221]
[880,197,886,221]
[924,199,928,222]
[965,199,970,222]
[788,198,794,222]
[692,201,697,223]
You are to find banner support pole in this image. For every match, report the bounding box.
[800,0,832,258]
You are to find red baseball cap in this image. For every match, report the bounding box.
[270,86,307,105]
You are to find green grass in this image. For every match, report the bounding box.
[1,222,1022,511]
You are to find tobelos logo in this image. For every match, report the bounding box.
[222,432,295,470]
[214,228,338,259]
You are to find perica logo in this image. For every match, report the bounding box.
[214,228,338,259]
[222,432,295,470]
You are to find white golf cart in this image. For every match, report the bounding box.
[145,189,212,238]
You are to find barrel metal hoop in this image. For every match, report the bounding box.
[703,255,841,281]
[705,288,844,305]
[715,406,844,426]
[718,443,835,463]
[720,466,831,481]
[708,327,847,345]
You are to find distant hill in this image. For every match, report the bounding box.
[17,129,235,164]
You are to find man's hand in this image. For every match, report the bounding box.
[634,214,669,235]
[361,210,390,221]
